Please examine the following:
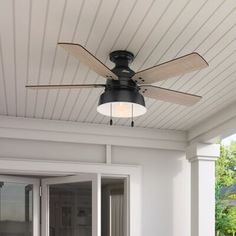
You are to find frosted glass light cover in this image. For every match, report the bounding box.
[97,102,147,118]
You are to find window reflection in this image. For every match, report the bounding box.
[101,178,125,236]
[0,182,33,236]
[49,182,92,236]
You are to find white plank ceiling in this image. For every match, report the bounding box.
[1,0,236,131]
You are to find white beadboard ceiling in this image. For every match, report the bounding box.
[0,0,236,131]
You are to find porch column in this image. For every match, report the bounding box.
[186,142,220,236]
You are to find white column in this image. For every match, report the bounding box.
[186,143,220,236]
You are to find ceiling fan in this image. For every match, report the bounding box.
[26,43,208,125]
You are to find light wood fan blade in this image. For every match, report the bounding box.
[58,43,118,80]
[26,84,106,89]
[139,85,201,106]
[133,52,208,84]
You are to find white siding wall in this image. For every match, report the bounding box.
[112,146,190,236]
[0,138,190,236]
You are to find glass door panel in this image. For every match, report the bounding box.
[0,176,40,236]
[101,177,127,236]
[41,174,100,236]
[49,182,92,236]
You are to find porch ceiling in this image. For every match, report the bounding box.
[0,0,236,131]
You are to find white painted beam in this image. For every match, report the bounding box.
[188,102,236,143]
[0,115,187,151]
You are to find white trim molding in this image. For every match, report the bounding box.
[0,115,187,151]
[188,102,236,143]
[186,143,220,162]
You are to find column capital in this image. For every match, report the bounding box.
[186,142,220,162]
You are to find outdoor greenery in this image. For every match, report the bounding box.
[216,141,236,236]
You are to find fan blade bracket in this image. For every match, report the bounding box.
[140,87,148,94]
[135,77,146,83]
[105,75,116,80]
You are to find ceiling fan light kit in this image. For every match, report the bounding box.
[97,50,146,118]
[26,42,209,126]
[97,86,147,118]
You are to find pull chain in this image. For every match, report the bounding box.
[131,104,134,127]
[110,103,113,126]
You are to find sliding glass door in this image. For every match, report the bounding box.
[41,174,100,236]
[0,174,128,236]
[0,175,40,236]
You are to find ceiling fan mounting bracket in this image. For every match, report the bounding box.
[110,50,134,65]
[110,50,135,78]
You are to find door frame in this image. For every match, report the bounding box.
[0,175,40,236]
[0,158,142,236]
[41,174,100,236]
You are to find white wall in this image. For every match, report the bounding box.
[0,116,190,236]
[112,146,190,236]
[0,138,105,163]
[0,138,190,236]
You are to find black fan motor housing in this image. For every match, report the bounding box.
[109,50,135,78]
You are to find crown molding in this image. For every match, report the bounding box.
[188,102,236,143]
[0,115,187,151]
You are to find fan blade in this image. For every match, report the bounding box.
[133,52,208,84]
[26,84,106,89]
[58,43,118,80]
[140,85,201,106]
